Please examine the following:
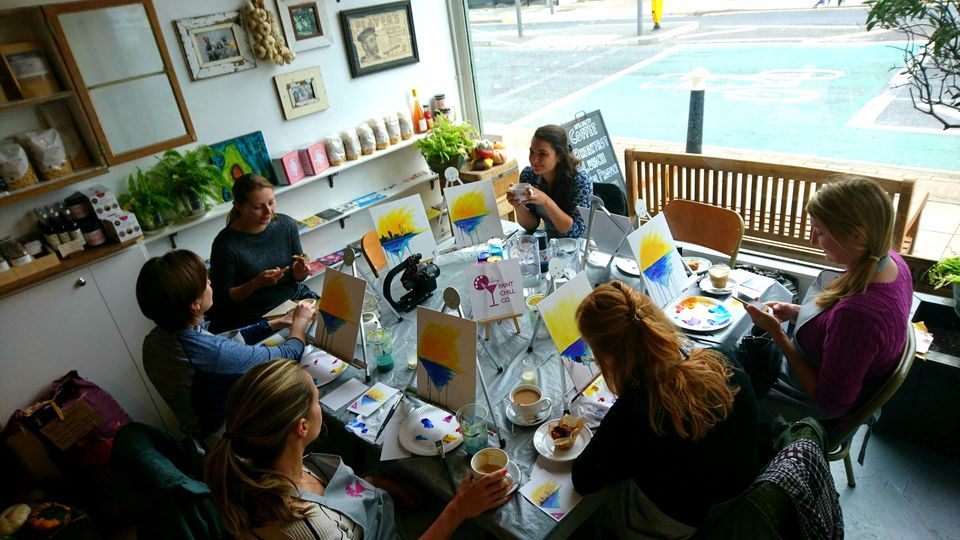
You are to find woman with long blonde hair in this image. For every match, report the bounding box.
[205,359,513,539]
[572,281,759,536]
[743,176,913,422]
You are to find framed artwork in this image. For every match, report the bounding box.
[369,194,437,266]
[278,0,332,52]
[174,11,257,81]
[627,213,689,308]
[210,130,277,185]
[274,66,329,120]
[0,41,60,98]
[339,1,419,78]
[444,179,504,248]
[416,306,477,411]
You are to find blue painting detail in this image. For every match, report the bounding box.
[421,418,435,429]
[643,253,673,287]
[419,357,458,392]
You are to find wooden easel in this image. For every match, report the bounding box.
[478,312,522,341]
[341,248,371,382]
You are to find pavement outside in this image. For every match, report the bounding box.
[467,0,960,261]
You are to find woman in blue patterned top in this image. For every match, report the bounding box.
[507,124,592,238]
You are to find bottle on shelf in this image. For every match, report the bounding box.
[422,106,435,130]
[411,88,427,134]
[34,208,61,249]
[47,205,72,244]
[62,208,83,244]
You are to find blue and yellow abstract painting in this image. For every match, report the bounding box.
[628,213,688,307]
[444,180,503,248]
[416,307,477,411]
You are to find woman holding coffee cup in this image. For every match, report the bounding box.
[506,125,592,239]
[208,173,318,333]
[572,281,760,536]
[741,177,912,423]
[206,359,513,539]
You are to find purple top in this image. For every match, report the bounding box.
[796,250,913,416]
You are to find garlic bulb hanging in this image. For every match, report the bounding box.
[242,0,295,65]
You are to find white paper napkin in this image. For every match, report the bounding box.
[320,378,367,410]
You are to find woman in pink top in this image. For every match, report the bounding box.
[744,177,913,422]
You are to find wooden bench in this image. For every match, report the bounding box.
[623,149,928,265]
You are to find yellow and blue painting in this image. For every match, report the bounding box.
[370,194,436,266]
[538,272,594,364]
[416,307,477,411]
[520,470,583,522]
[314,268,366,361]
[628,213,688,308]
[444,180,503,248]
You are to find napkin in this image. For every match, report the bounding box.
[379,399,413,461]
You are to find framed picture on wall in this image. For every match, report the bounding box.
[339,1,419,78]
[274,66,329,120]
[278,0,331,52]
[174,11,257,81]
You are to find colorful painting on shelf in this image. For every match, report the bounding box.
[443,180,504,248]
[520,465,583,522]
[210,130,277,188]
[537,272,594,364]
[466,258,524,322]
[416,306,477,411]
[313,268,366,361]
[369,194,437,266]
[627,212,688,308]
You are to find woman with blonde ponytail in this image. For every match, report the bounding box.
[743,176,913,423]
[572,281,760,535]
[205,359,513,539]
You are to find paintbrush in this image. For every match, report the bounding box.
[435,440,457,490]
[372,395,403,443]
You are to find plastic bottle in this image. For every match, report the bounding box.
[411,89,427,134]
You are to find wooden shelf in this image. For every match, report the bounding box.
[0,164,109,206]
[144,134,429,245]
[0,238,141,298]
[0,90,72,112]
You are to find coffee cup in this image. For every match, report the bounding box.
[470,448,517,487]
[299,298,316,307]
[708,264,730,289]
[361,311,380,337]
[510,183,532,203]
[510,384,552,422]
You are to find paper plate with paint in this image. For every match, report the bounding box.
[301,346,348,386]
[399,405,463,456]
[665,295,733,332]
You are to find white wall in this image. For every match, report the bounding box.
[2,0,460,260]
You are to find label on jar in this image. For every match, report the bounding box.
[44,233,62,248]
[68,229,83,242]
[417,118,427,132]
[10,253,33,266]
[57,231,72,244]
[83,227,106,246]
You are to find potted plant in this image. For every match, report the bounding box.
[928,254,960,317]
[118,168,177,232]
[148,145,229,219]
[415,116,478,177]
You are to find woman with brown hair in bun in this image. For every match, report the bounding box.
[572,281,759,537]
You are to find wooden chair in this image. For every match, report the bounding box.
[360,230,388,278]
[662,199,745,266]
[826,322,916,487]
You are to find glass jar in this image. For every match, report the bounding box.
[80,219,107,247]
[367,327,394,372]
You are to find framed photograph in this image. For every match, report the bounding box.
[278,0,332,52]
[339,1,419,78]
[0,41,60,98]
[274,66,329,120]
[174,11,257,81]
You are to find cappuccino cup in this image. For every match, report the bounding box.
[708,264,730,289]
[509,183,532,203]
[470,448,518,489]
[510,384,552,422]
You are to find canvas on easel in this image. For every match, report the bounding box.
[444,179,504,248]
[466,258,524,338]
[313,267,366,361]
[627,212,688,308]
[369,194,437,265]
[416,306,477,411]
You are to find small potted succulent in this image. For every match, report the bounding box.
[415,116,478,177]
[148,145,229,219]
[928,254,960,318]
[118,168,177,232]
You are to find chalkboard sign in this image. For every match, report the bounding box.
[561,111,624,192]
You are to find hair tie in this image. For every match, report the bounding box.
[867,254,882,263]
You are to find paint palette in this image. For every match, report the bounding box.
[665,295,733,332]
[300,346,348,386]
[614,257,641,277]
[399,405,463,456]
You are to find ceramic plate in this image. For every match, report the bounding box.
[665,295,733,332]
[698,276,739,296]
[683,256,712,275]
[301,347,348,386]
[533,419,592,462]
[505,404,551,427]
[614,257,641,277]
[399,406,463,456]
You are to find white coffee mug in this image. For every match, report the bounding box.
[510,183,532,203]
[510,384,552,421]
[470,447,517,487]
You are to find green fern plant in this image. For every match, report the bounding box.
[118,167,177,225]
[148,145,228,209]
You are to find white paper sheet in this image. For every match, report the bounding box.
[378,399,413,461]
[320,378,367,411]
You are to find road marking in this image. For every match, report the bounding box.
[847,71,960,136]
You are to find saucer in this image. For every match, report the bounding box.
[683,256,712,275]
[533,419,592,462]
[699,276,738,295]
[505,405,551,427]
[614,257,641,277]
[475,461,522,494]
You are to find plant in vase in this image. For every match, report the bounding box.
[149,145,229,219]
[928,254,960,318]
[415,116,477,178]
[118,168,177,232]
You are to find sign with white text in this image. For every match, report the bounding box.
[562,110,624,191]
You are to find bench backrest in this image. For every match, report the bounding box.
[624,149,917,264]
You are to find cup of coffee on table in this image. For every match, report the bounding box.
[510,384,552,422]
[509,183,532,203]
[470,447,517,488]
[708,264,730,289]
